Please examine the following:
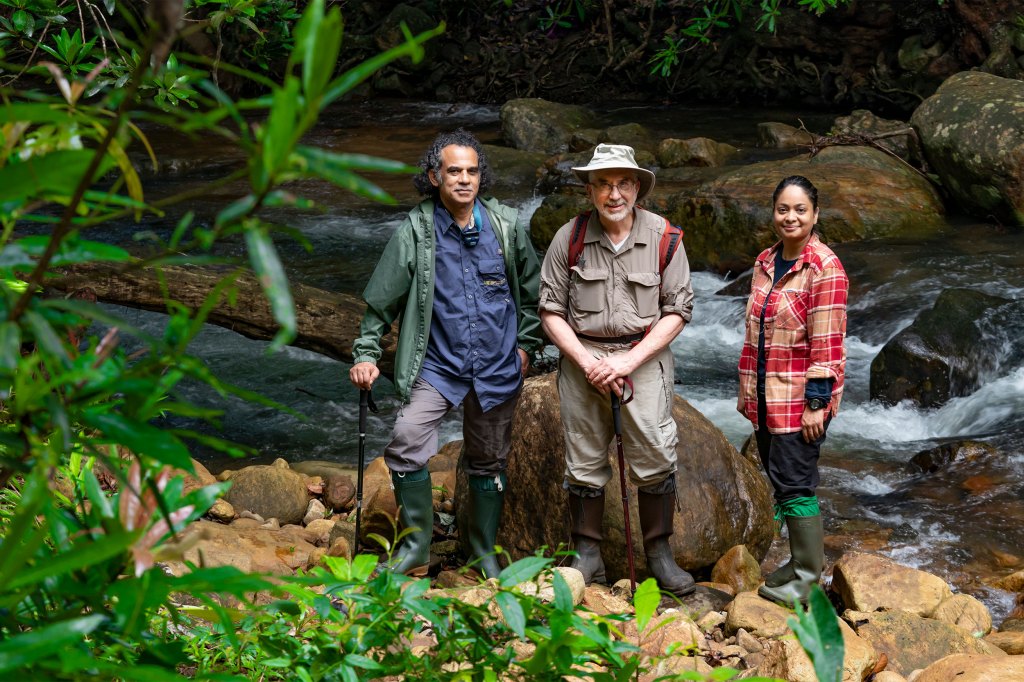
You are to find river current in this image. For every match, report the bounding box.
[114,100,1024,621]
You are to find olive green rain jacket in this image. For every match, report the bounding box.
[351,196,543,402]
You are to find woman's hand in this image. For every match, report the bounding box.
[801,405,826,443]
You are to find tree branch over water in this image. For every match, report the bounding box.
[48,263,397,374]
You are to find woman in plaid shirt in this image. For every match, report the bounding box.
[737,175,849,606]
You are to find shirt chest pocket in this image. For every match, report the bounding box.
[774,289,809,329]
[570,266,607,312]
[627,272,661,317]
[478,258,509,300]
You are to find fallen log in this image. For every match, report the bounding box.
[48,262,397,375]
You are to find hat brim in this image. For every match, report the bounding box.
[572,164,656,202]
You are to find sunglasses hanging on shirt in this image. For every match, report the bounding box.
[461,202,484,248]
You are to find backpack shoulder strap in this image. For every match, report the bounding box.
[567,210,591,273]
[658,218,684,277]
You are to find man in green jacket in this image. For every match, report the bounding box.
[350,129,542,578]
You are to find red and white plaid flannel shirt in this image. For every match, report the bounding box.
[737,234,848,434]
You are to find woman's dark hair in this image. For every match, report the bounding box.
[772,175,818,210]
[412,128,494,197]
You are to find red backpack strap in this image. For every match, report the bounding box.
[567,210,591,274]
[658,218,684,277]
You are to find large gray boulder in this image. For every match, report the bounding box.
[869,288,1012,407]
[650,145,945,272]
[455,373,774,580]
[500,98,599,154]
[843,609,1005,677]
[911,71,1024,226]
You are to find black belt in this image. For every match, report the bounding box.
[577,332,644,345]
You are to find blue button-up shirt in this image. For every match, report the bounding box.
[419,199,521,411]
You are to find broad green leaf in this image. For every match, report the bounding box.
[80,409,192,469]
[289,0,323,82]
[0,150,114,202]
[261,76,301,186]
[322,23,445,109]
[343,654,384,672]
[788,584,845,682]
[245,224,295,351]
[0,102,71,124]
[0,614,105,672]
[214,193,257,229]
[495,591,526,638]
[24,309,71,366]
[306,8,342,101]
[498,555,550,587]
[634,577,660,632]
[6,529,137,591]
[294,145,416,173]
[552,568,573,612]
[15,234,132,264]
[0,321,20,369]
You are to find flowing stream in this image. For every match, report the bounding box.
[106,100,1023,621]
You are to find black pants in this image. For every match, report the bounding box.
[755,391,828,505]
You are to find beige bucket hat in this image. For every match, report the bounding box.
[572,144,656,201]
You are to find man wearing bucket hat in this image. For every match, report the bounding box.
[350,129,542,579]
[538,144,696,596]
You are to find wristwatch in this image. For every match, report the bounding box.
[806,397,829,411]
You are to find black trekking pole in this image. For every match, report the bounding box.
[354,388,377,556]
[611,386,637,593]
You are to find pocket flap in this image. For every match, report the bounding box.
[626,272,661,287]
[478,258,505,275]
[571,266,608,281]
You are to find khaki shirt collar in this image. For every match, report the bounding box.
[586,208,652,251]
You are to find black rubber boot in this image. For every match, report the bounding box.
[466,472,507,579]
[758,514,824,606]
[388,468,433,576]
[638,487,696,597]
[568,487,606,585]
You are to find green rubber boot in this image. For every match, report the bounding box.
[758,514,823,606]
[466,472,507,579]
[388,468,433,576]
[763,515,821,587]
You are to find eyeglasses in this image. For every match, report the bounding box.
[591,179,637,196]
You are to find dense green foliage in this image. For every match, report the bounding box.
[0,1,848,678]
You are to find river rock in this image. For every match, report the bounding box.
[619,611,706,656]
[832,552,952,617]
[658,137,737,168]
[605,122,656,155]
[872,672,907,682]
[454,373,774,581]
[500,98,599,154]
[481,144,546,190]
[724,591,792,639]
[757,617,877,682]
[869,288,1011,407]
[994,569,1024,593]
[911,71,1024,226]
[178,458,218,496]
[843,609,1005,676]
[985,630,1024,655]
[223,459,310,526]
[582,584,633,616]
[908,439,998,474]
[655,145,945,272]
[831,109,921,164]
[757,122,816,149]
[358,456,400,546]
[372,4,438,72]
[914,653,1024,682]
[931,593,992,635]
[710,545,762,594]
[167,519,320,575]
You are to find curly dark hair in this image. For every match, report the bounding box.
[412,128,494,197]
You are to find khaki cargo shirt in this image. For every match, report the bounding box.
[539,207,694,337]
